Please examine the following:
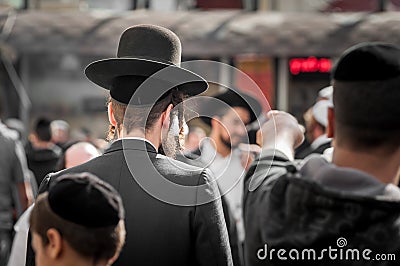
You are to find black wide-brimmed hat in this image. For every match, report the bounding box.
[85,24,208,105]
[201,89,262,126]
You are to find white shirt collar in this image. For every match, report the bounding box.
[121,137,158,151]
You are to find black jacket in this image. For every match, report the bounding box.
[178,149,243,266]
[243,151,400,266]
[26,143,62,185]
[295,139,331,159]
[36,139,233,266]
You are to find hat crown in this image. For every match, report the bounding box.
[117,24,182,66]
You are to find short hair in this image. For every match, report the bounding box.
[34,118,52,142]
[30,193,125,263]
[333,77,400,153]
[110,88,186,138]
[332,43,400,154]
[30,173,126,264]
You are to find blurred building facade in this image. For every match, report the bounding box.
[0,0,399,136]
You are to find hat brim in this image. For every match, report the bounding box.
[85,58,208,97]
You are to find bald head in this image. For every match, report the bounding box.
[65,142,100,169]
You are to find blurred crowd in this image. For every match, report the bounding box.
[0,24,399,266]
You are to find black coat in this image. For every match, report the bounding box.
[295,140,331,159]
[25,143,62,185]
[178,149,243,266]
[37,139,233,266]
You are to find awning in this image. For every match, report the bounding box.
[1,9,399,57]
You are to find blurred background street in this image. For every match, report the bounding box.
[0,0,399,139]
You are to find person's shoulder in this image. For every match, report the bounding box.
[154,154,214,185]
[39,156,103,193]
[244,149,298,194]
[155,154,204,174]
[0,123,19,143]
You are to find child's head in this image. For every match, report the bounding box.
[30,172,125,266]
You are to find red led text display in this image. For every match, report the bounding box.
[289,57,332,75]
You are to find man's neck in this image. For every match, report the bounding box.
[33,140,53,149]
[333,146,400,185]
[55,243,107,266]
[118,129,160,149]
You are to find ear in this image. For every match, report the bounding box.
[161,104,173,129]
[107,253,120,266]
[327,107,335,138]
[107,101,117,127]
[210,116,221,131]
[46,228,63,259]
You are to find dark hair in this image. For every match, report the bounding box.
[30,193,125,264]
[35,118,52,142]
[333,76,400,154]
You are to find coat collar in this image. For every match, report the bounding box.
[104,138,158,155]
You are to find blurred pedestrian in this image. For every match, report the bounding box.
[4,118,38,196]
[8,142,99,266]
[34,24,232,266]
[5,118,28,147]
[243,43,400,266]
[50,120,71,151]
[55,142,100,170]
[183,125,206,152]
[295,85,333,158]
[183,89,262,266]
[0,119,33,265]
[30,172,125,266]
[26,118,62,185]
[296,99,332,159]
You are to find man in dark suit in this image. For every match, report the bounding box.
[33,25,232,266]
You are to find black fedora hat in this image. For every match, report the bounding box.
[200,89,262,126]
[85,24,208,104]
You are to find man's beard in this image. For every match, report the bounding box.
[220,134,232,150]
[159,133,180,159]
[159,115,181,159]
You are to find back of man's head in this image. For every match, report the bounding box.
[332,42,400,154]
[35,118,52,142]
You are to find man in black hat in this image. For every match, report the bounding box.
[183,89,262,266]
[243,42,400,266]
[30,172,125,266]
[34,24,232,266]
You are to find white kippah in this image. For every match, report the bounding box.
[312,100,331,127]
